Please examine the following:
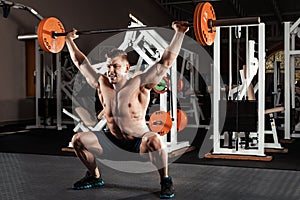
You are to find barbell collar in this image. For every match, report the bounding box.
[209,17,261,28]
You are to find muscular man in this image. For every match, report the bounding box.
[66,21,189,199]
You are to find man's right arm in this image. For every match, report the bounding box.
[65,30,100,89]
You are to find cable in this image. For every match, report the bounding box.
[0,0,43,20]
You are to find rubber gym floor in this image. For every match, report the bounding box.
[0,123,300,200]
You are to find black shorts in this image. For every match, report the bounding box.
[94,130,142,153]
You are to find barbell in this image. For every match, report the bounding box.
[37,2,260,53]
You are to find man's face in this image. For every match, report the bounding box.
[106,56,130,84]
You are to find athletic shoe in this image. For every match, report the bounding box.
[72,171,104,190]
[160,176,175,199]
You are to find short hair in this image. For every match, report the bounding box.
[105,48,128,61]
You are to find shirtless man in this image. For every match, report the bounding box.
[66,21,189,199]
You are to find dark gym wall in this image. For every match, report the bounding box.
[0,0,172,123]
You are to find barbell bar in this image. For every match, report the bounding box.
[53,23,193,37]
[36,2,260,53]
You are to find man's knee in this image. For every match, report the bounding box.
[147,134,165,151]
[71,132,84,150]
[72,132,103,155]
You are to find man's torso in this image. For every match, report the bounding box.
[98,75,150,139]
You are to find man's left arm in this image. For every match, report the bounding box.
[140,21,189,89]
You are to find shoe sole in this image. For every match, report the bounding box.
[72,181,105,190]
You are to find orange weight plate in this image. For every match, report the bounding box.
[149,110,172,136]
[193,2,205,46]
[37,17,66,53]
[168,109,188,132]
[177,78,184,92]
[176,109,188,132]
[194,2,216,46]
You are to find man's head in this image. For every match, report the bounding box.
[105,48,130,84]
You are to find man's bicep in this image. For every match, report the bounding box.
[141,63,169,86]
